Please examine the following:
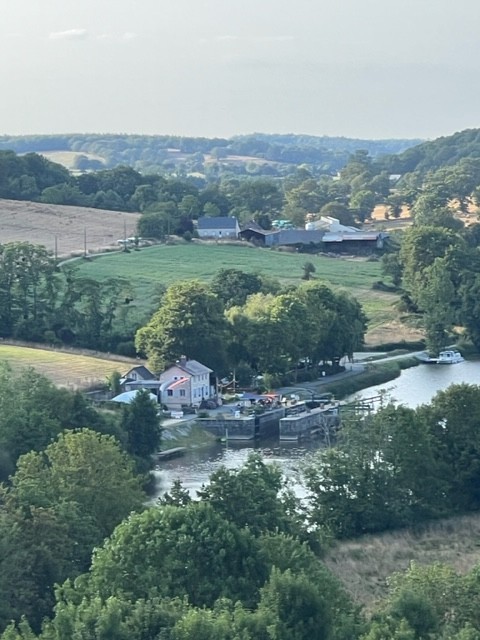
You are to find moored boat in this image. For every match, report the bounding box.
[416,349,464,365]
[437,349,464,364]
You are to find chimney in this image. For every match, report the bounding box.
[179,355,187,367]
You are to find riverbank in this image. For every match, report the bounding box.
[160,355,420,449]
[278,355,420,402]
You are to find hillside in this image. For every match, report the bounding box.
[325,511,480,613]
[0,132,422,176]
[0,198,140,256]
[385,127,480,174]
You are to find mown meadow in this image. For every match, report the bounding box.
[73,242,397,331]
[0,343,135,389]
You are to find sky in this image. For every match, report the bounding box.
[1,0,479,141]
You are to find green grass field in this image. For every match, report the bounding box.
[72,243,395,327]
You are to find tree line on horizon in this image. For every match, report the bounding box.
[0,132,420,175]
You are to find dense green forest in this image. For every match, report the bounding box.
[384,128,480,175]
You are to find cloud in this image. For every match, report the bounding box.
[215,35,294,44]
[122,32,138,41]
[49,28,88,41]
[96,32,138,43]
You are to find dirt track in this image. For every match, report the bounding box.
[0,199,140,257]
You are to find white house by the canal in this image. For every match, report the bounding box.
[159,356,213,410]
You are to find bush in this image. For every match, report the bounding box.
[367,340,426,352]
[371,280,400,292]
[262,372,282,389]
[115,341,137,357]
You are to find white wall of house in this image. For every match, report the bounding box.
[159,365,212,408]
[197,227,239,239]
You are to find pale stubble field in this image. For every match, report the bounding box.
[0,198,140,257]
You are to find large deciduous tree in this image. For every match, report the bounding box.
[197,452,301,537]
[87,502,268,608]
[10,429,144,536]
[135,280,228,372]
[210,268,263,308]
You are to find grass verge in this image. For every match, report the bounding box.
[321,358,419,399]
[325,511,480,614]
[161,421,217,449]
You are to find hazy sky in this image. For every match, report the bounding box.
[1,0,479,140]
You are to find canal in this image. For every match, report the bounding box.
[153,358,480,499]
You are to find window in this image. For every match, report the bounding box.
[180,389,186,397]
[167,390,173,396]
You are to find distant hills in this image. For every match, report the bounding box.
[3,129,480,179]
[384,128,480,175]
[0,132,422,177]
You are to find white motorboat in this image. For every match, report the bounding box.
[417,349,464,364]
[437,350,464,364]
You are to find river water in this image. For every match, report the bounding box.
[153,359,480,499]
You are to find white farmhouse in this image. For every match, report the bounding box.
[197,216,240,239]
[159,356,213,410]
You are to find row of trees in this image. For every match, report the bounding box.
[5,130,480,248]
[0,242,147,352]
[135,272,367,381]
[0,242,368,377]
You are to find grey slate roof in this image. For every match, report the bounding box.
[177,359,213,375]
[265,229,326,246]
[240,219,264,232]
[197,216,238,230]
[124,365,156,380]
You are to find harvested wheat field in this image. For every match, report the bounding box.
[0,198,140,257]
[0,342,140,389]
[364,319,425,347]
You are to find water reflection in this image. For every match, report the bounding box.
[351,359,480,408]
[154,359,480,498]
[153,438,320,500]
